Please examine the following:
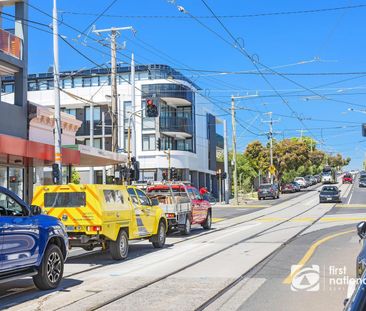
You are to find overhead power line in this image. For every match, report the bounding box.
[59,4,366,19]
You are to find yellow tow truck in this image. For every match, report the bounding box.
[32,184,167,260]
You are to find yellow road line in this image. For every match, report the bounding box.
[212,217,226,223]
[283,229,354,284]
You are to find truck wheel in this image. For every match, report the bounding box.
[33,244,64,290]
[180,215,191,235]
[152,221,166,248]
[110,230,129,260]
[202,211,212,230]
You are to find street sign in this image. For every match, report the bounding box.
[269,165,276,175]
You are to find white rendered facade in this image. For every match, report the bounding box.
[2,65,222,193]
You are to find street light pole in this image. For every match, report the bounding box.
[231,93,259,205]
[223,119,229,204]
[53,0,62,184]
[231,96,238,206]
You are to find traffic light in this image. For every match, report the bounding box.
[170,167,177,180]
[221,172,227,179]
[130,160,140,181]
[146,98,159,118]
[156,138,161,151]
[52,163,60,184]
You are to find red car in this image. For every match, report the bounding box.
[343,174,353,184]
[147,184,212,235]
[281,183,296,193]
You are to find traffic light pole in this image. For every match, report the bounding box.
[53,0,62,184]
[164,149,171,180]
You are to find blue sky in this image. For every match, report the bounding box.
[10,1,366,168]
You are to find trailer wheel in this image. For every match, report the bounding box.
[110,230,129,260]
[180,215,191,235]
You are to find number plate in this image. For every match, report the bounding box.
[65,225,75,231]
[326,198,332,201]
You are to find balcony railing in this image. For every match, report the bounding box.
[0,29,22,60]
[160,117,193,135]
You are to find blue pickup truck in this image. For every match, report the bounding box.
[0,186,68,290]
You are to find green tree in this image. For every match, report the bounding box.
[71,168,81,184]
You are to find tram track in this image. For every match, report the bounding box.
[0,182,349,309]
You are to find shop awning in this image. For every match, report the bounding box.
[64,144,128,167]
[0,134,80,165]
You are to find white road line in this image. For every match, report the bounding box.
[347,184,355,205]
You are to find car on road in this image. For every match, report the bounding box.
[342,173,353,184]
[359,176,366,188]
[281,183,296,194]
[294,177,307,188]
[0,186,68,290]
[33,184,167,261]
[314,174,321,183]
[305,175,317,186]
[258,184,280,200]
[147,183,212,235]
[318,185,341,203]
[290,181,301,192]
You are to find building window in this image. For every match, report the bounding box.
[141,170,156,182]
[99,75,110,86]
[64,109,76,117]
[39,81,48,91]
[63,78,72,88]
[85,138,102,149]
[119,74,129,84]
[3,84,13,93]
[85,106,101,121]
[123,101,132,130]
[28,81,37,91]
[91,76,99,86]
[142,134,156,151]
[83,77,92,87]
[73,77,82,88]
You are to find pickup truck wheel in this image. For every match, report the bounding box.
[180,216,191,235]
[110,230,129,260]
[202,211,212,230]
[33,244,64,290]
[152,221,166,248]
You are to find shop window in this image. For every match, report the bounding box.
[9,167,23,199]
[0,167,7,188]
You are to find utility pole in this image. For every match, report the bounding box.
[262,112,280,184]
[89,103,94,183]
[102,112,106,184]
[231,93,259,205]
[231,96,238,205]
[92,26,135,153]
[131,53,136,157]
[223,119,229,204]
[53,0,62,184]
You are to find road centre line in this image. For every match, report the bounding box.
[282,229,354,284]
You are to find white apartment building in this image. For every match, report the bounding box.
[1,64,224,195]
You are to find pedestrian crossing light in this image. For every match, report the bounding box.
[146,98,159,118]
[52,163,60,184]
[156,138,161,151]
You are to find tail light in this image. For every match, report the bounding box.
[165,213,176,219]
[87,226,102,232]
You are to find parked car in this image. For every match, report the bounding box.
[294,177,307,188]
[359,176,366,188]
[314,174,321,183]
[258,184,280,200]
[33,184,167,261]
[0,186,68,290]
[305,175,316,186]
[147,183,212,235]
[344,269,366,310]
[290,181,301,192]
[281,183,296,194]
[355,221,366,278]
[342,173,353,184]
[318,185,341,203]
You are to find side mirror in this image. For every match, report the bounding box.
[151,198,159,206]
[30,205,42,215]
[339,190,342,193]
[357,221,366,239]
[343,298,349,307]
[318,190,321,192]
